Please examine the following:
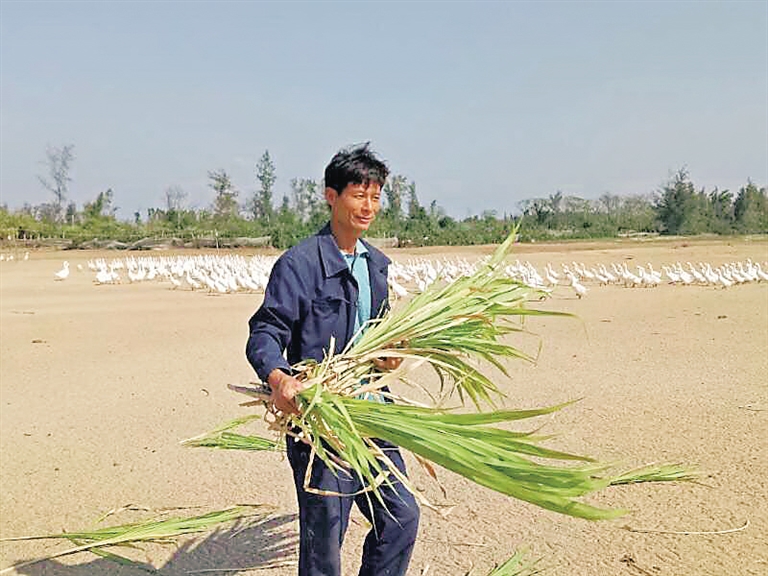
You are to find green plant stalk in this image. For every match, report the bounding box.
[181,415,280,451]
[484,548,544,576]
[609,463,699,486]
[0,506,262,575]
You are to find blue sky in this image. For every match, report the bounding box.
[1,1,766,219]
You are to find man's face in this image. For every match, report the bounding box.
[326,182,382,235]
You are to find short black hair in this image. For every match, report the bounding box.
[324,142,389,194]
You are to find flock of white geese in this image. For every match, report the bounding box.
[46,252,768,298]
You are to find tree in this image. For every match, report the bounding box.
[37,144,75,222]
[83,189,117,220]
[35,202,62,224]
[428,200,443,220]
[619,194,655,232]
[733,181,768,233]
[704,188,733,234]
[162,185,189,228]
[406,181,426,220]
[269,193,306,249]
[562,196,590,214]
[560,195,592,231]
[549,190,563,214]
[290,178,322,223]
[597,193,621,215]
[306,179,330,230]
[518,198,552,226]
[250,150,276,224]
[64,202,78,225]
[209,169,239,221]
[164,185,187,212]
[383,174,406,222]
[654,168,705,235]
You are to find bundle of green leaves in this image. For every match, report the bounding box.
[187,229,695,520]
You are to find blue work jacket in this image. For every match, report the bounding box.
[246,223,391,383]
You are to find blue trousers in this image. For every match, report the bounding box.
[287,436,420,576]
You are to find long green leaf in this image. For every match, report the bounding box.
[485,548,544,576]
[0,506,263,575]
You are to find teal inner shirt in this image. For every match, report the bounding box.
[342,239,371,341]
[342,239,383,402]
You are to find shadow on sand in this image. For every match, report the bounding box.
[11,512,298,576]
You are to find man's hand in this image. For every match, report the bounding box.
[267,368,304,415]
[373,356,403,372]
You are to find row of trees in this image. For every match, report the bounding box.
[1,145,766,249]
[517,169,767,239]
[654,169,766,235]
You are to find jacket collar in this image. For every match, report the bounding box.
[317,223,390,278]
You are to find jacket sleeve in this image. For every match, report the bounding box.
[245,255,306,382]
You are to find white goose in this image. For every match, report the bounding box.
[687,263,706,284]
[716,269,733,288]
[567,272,588,299]
[54,261,70,281]
[94,267,113,285]
[388,277,408,299]
[755,263,768,282]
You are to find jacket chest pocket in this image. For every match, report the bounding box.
[311,296,344,317]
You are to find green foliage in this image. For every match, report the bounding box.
[383,174,407,222]
[83,188,117,221]
[652,170,767,235]
[708,188,734,234]
[269,197,307,249]
[3,156,765,248]
[247,150,277,224]
[406,181,424,220]
[208,169,239,222]
[0,206,39,240]
[733,181,768,233]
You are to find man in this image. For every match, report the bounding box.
[246,143,420,576]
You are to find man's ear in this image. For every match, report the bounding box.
[325,187,338,208]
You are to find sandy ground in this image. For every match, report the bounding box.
[1,237,767,576]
